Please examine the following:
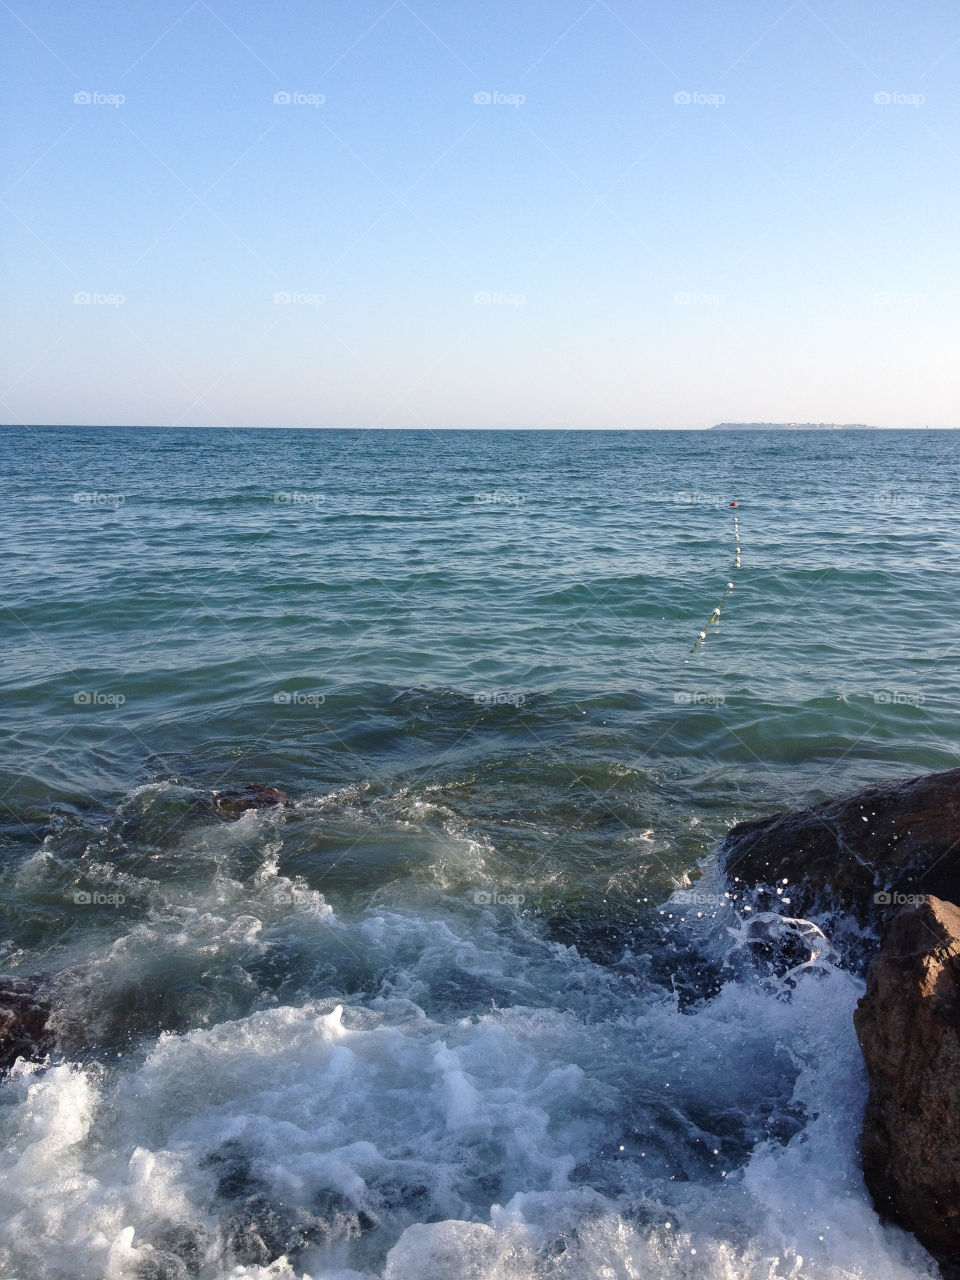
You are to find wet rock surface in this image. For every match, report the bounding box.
[714,767,960,1270]
[719,766,960,926]
[854,896,960,1275]
[0,975,53,1071]
[205,784,292,817]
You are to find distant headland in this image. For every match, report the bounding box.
[711,422,876,430]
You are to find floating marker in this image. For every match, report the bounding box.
[690,516,742,653]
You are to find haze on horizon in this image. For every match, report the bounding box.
[2,0,958,431]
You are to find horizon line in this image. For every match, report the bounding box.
[3,423,954,432]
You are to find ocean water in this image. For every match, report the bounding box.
[0,425,955,1280]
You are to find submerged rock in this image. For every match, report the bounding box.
[854,896,960,1273]
[0,975,53,1070]
[734,912,835,979]
[205,784,292,818]
[719,766,960,925]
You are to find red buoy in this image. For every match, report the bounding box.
[729,501,738,507]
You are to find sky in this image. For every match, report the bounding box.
[1,0,958,429]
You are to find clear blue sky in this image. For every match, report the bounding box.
[2,0,958,428]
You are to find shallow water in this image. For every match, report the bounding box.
[0,426,955,1278]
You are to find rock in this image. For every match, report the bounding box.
[719,766,960,926]
[0,975,53,1070]
[854,896,960,1272]
[735,912,835,978]
[206,785,292,818]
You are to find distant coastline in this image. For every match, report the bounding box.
[711,422,876,430]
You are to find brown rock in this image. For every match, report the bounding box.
[854,896,960,1272]
[720,766,960,925]
[206,784,292,818]
[0,976,53,1070]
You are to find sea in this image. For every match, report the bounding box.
[0,425,955,1280]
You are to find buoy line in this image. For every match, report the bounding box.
[689,503,741,655]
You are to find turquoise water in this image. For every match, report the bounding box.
[0,426,954,1280]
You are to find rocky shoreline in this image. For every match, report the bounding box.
[721,764,960,1276]
[855,897,960,1275]
[3,768,959,1273]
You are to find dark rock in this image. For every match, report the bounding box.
[854,896,960,1273]
[226,1193,298,1267]
[735,913,834,978]
[0,975,53,1070]
[205,784,292,818]
[719,766,960,926]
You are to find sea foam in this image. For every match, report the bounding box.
[0,890,938,1279]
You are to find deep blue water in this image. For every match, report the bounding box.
[0,426,953,1280]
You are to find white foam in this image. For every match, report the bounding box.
[0,881,940,1279]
